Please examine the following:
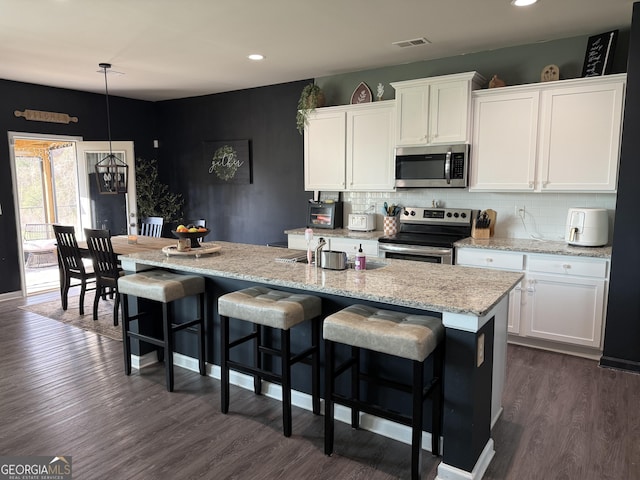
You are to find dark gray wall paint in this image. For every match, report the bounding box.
[155,80,310,246]
[602,3,640,372]
[0,79,157,294]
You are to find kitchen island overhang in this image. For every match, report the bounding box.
[119,242,522,480]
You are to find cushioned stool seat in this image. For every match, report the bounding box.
[323,304,444,480]
[119,270,206,392]
[218,286,322,437]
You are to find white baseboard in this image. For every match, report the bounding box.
[1,290,24,302]
[133,352,439,452]
[436,439,494,480]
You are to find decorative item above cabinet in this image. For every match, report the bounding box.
[391,71,485,147]
[469,74,626,193]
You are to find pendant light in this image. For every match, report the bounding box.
[95,62,128,194]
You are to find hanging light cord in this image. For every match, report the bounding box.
[99,62,114,158]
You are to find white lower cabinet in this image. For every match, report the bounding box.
[456,249,524,334]
[523,272,605,347]
[456,248,609,354]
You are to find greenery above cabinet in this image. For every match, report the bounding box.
[391,71,484,146]
[470,74,626,192]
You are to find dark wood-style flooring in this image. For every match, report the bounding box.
[1,291,639,479]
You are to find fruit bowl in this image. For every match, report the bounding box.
[171,228,209,248]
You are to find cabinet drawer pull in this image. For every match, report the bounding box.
[485,258,494,263]
[562,264,572,269]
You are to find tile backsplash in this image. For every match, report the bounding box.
[344,189,617,243]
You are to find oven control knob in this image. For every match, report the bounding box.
[403,210,410,216]
[461,212,467,218]
[410,210,416,216]
[454,212,459,218]
[446,212,452,217]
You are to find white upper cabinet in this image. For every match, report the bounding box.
[304,101,395,192]
[391,72,485,146]
[304,108,346,190]
[470,74,626,192]
[537,81,625,191]
[470,90,540,190]
[346,102,395,191]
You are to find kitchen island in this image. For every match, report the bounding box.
[119,241,522,480]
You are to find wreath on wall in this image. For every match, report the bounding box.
[209,144,239,181]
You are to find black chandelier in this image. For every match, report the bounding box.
[95,62,128,194]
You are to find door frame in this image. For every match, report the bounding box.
[8,132,137,297]
[8,131,84,296]
[75,140,137,237]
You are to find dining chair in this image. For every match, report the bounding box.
[53,225,97,315]
[84,228,124,326]
[139,217,164,237]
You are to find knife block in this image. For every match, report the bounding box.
[472,209,496,239]
[471,221,491,239]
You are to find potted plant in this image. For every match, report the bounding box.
[135,157,184,235]
[296,83,325,134]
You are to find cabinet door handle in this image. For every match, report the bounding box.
[526,279,536,293]
[529,182,534,189]
[562,264,571,270]
[485,257,494,263]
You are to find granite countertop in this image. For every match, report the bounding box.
[285,227,384,241]
[454,237,612,259]
[119,241,522,318]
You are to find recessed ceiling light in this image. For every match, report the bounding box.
[511,0,538,6]
[248,54,265,61]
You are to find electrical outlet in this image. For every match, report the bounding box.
[515,205,526,218]
[477,333,485,367]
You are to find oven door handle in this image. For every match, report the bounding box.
[378,243,452,256]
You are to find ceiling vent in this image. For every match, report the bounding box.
[392,37,431,48]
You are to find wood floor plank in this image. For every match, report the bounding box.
[1,293,640,479]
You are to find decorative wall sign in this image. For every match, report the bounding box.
[14,109,78,124]
[350,82,372,104]
[204,140,251,184]
[541,64,560,82]
[581,30,618,77]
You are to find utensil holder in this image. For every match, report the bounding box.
[383,216,399,236]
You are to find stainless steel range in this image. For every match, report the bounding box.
[378,207,477,264]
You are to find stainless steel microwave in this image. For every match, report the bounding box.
[395,144,470,188]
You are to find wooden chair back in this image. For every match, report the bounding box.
[84,228,120,283]
[139,217,164,237]
[53,225,87,274]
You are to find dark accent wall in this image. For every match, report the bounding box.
[0,79,157,294]
[155,80,310,246]
[602,2,640,373]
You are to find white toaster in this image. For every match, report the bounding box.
[348,213,376,231]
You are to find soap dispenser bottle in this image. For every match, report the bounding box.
[355,244,366,271]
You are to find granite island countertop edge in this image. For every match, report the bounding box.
[119,241,522,318]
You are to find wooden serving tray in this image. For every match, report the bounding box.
[162,244,222,256]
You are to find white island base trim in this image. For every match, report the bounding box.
[436,440,495,480]
[132,351,441,452]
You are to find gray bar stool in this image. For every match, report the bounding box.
[218,286,322,437]
[118,270,206,392]
[323,304,444,480]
